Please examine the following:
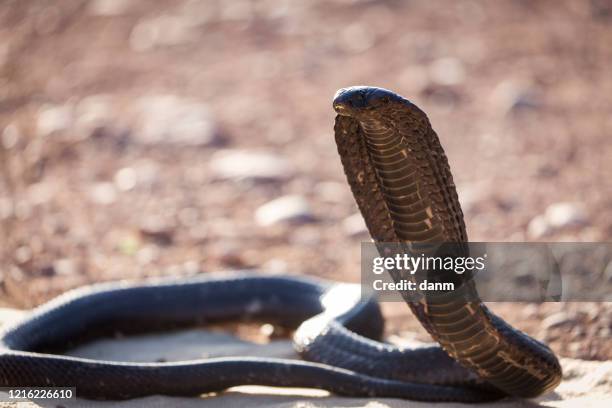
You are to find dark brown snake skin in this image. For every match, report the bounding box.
[333,86,562,398]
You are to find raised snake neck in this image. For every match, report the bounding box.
[333,85,562,397]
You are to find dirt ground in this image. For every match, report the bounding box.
[0,0,610,362]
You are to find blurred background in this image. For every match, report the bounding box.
[0,0,610,360]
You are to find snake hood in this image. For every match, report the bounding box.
[332,86,562,398]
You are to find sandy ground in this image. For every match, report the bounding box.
[0,0,610,362]
[1,308,611,408]
[0,0,610,404]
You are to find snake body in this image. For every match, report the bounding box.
[333,86,561,397]
[0,86,561,401]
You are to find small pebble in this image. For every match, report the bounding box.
[139,218,174,246]
[210,150,292,182]
[114,167,137,191]
[527,215,551,238]
[75,94,113,136]
[262,259,288,273]
[37,104,73,137]
[1,124,19,149]
[527,202,588,238]
[14,246,32,265]
[255,195,314,226]
[545,202,588,229]
[342,212,368,237]
[542,312,574,330]
[27,182,56,205]
[136,245,159,265]
[521,304,540,319]
[53,258,77,276]
[89,183,118,205]
[217,246,246,267]
[429,57,466,86]
[118,236,139,255]
[491,80,541,116]
[133,95,219,146]
[182,261,200,275]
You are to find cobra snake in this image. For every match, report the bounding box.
[0,86,561,401]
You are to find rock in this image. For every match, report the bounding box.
[262,259,288,273]
[89,183,118,205]
[491,80,541,116]
[133,95,219,146]
[182,261,200,275]
[114,167,137,191]
[510,92,541,113]
[14,246,32,265]
[210,150,292,182]
[2,124,19,149]
[545,202,588,229]
[53,258,77,276]
[118,236,139,256]
[255,195,314,226]
[39,264,56,277]
[527,214,551,238]
[37,104,73,137]
[27,182,56,205]
[212,243,247,267]
[527,203,588,238]
[139,218,174,246]
[219,251,247,268]
[133,160,161,188]
[542,312,574,330]
[342,212,368,237]
[521,304,540,319]
[75,94,113,136]
[429,57,466,86]
[136,245,159,265]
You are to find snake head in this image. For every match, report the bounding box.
[333,86,403,118]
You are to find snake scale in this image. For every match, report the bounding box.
[0,86,561,402]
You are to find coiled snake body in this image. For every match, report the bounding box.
[0,87,561,401]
